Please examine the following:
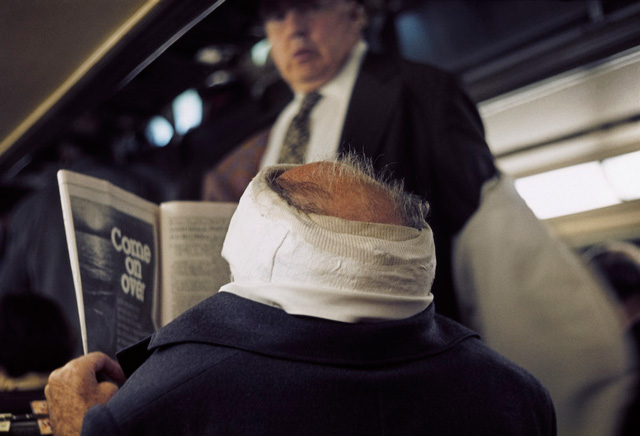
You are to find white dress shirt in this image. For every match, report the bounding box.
[260,40,368,168]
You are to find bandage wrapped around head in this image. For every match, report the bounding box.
[220,164,436,322]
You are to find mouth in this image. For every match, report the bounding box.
[293,48,316,62]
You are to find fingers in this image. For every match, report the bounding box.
[48,353,111,387]
[47,352,126,397]
[44,352,124,436]
[79,352,126,386]
[102,356,126,381]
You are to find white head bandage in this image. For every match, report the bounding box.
[219,164,436,322]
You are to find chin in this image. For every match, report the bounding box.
[295,69,330,85]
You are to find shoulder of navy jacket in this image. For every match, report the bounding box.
[141,293,481,368]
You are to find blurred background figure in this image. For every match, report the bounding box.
[0,293,75,413]
[586,241,640,436]
[0,129,175,356]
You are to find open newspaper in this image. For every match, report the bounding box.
[57,170,236,358]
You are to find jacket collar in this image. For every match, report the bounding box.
[118,293,477,374]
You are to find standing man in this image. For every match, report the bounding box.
[204,0,496,321]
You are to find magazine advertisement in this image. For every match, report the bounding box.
[58,170,237,358]
[58,170,158,357]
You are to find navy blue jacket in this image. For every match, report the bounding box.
[82,293,555,435]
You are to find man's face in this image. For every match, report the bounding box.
[264,0,364,93]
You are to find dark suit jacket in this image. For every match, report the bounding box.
[340,53,497,318]
[81,293,555,435]
[201,52,496,320]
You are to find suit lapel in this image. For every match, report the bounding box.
[340,52,402,158]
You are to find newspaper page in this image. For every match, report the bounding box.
[58,170,159,358]
[159,202,236,326]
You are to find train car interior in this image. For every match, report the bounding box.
[2,1,640,434]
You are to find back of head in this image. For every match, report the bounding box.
[268,157,429,229]
[585,241,640,303]
[220,154,436,322]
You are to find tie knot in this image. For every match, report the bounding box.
[298,92,322,118]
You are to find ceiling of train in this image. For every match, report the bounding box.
[2,0,640,209]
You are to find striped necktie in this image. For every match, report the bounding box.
[278,92,322,164]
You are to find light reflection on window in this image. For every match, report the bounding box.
[172,89,202,135]
[145,116,174,147]
[515,161,622,219]
[251,39,271,67]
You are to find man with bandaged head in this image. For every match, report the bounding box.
[45,156,555,436]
